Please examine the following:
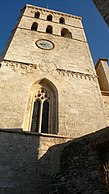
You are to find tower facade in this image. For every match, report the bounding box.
[0,4,106,136]
[0,5,109,194]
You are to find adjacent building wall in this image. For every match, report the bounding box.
[102,93,109,126]
[51,127,109,194]
[95,59,109,126]
[95,59,109,91]
[93,0,109,26]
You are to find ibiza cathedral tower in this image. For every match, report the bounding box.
[0,4,109,194]
[0,4,107,135]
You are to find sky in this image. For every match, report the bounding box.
[0,0,108,64]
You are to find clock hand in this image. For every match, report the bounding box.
[40,43,47,46]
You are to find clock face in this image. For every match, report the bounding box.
[36,39,54,50]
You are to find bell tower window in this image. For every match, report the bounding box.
[31,22,38,31]
[35,12,40,18]
[47,14,52,21]
[61,28,72,38]
[46,25,53,34]
[59,17,65,24]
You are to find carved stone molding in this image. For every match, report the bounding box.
[2,60,57,74]
[39,61,57,72]
[1,60,97,81]
[56,68,97,81]
[2,60,38,73]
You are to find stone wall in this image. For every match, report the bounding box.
[95,59,109,92]
[0,4,107,136]
[0,60,106,137]
[1,127,109,194]
[0,129,70,194]
[102,93,109,126]
[50,127,109,194]
[95,59,109,127]
[93,0,109,26]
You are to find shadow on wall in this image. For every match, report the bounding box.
[0,127,109,194]
[0,128,70,194]
[50,127,109,194]
[0,128,40,194]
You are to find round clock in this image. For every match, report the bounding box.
[36,39,54,50]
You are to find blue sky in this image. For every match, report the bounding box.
[0,0,108,64]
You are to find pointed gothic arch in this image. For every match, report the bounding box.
[23,78,58,134]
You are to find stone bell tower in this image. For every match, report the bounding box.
[0,4,108,194]
[0,4,106,136]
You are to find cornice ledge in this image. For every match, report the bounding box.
[26,4,81,20]
[1,60,38,72]
[56,68,97,80]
